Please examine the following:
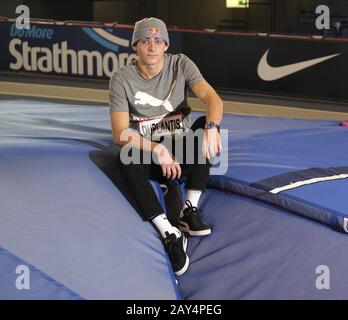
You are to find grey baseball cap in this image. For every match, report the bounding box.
[131,17,169,46]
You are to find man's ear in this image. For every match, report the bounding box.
[164,45,169,52]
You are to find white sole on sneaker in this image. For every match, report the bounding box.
[175,255,189,276]
[175,235,189,276]
[179,220,211,236]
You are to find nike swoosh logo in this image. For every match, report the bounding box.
[257,49,340,81]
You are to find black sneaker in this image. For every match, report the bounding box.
[164,229,189,276]
[179,200,211,236]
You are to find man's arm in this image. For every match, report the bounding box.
[191,80,223,159]
[110,111,156,152]
[191,80,223,126]
[109,111,181,179]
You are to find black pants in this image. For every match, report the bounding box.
[116,116,211,221]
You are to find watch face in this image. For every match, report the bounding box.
[207,121,215,129]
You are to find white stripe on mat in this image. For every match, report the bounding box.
[270,173,348,194]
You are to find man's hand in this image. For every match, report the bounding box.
[153,144,182,180]
[202,127,222,160]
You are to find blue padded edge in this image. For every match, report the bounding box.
[208,175,346,232]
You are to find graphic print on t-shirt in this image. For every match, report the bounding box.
[134,91,174,112]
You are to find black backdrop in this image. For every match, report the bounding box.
[183,32,348,103]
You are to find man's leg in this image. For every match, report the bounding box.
[116,150,189,275]
[177,116,212,236]
[116,152,164,221]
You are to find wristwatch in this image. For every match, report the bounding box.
[204,121,219,130]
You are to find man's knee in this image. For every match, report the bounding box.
[190,116,206,131]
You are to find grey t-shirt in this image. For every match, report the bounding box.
[109,53,204,139]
